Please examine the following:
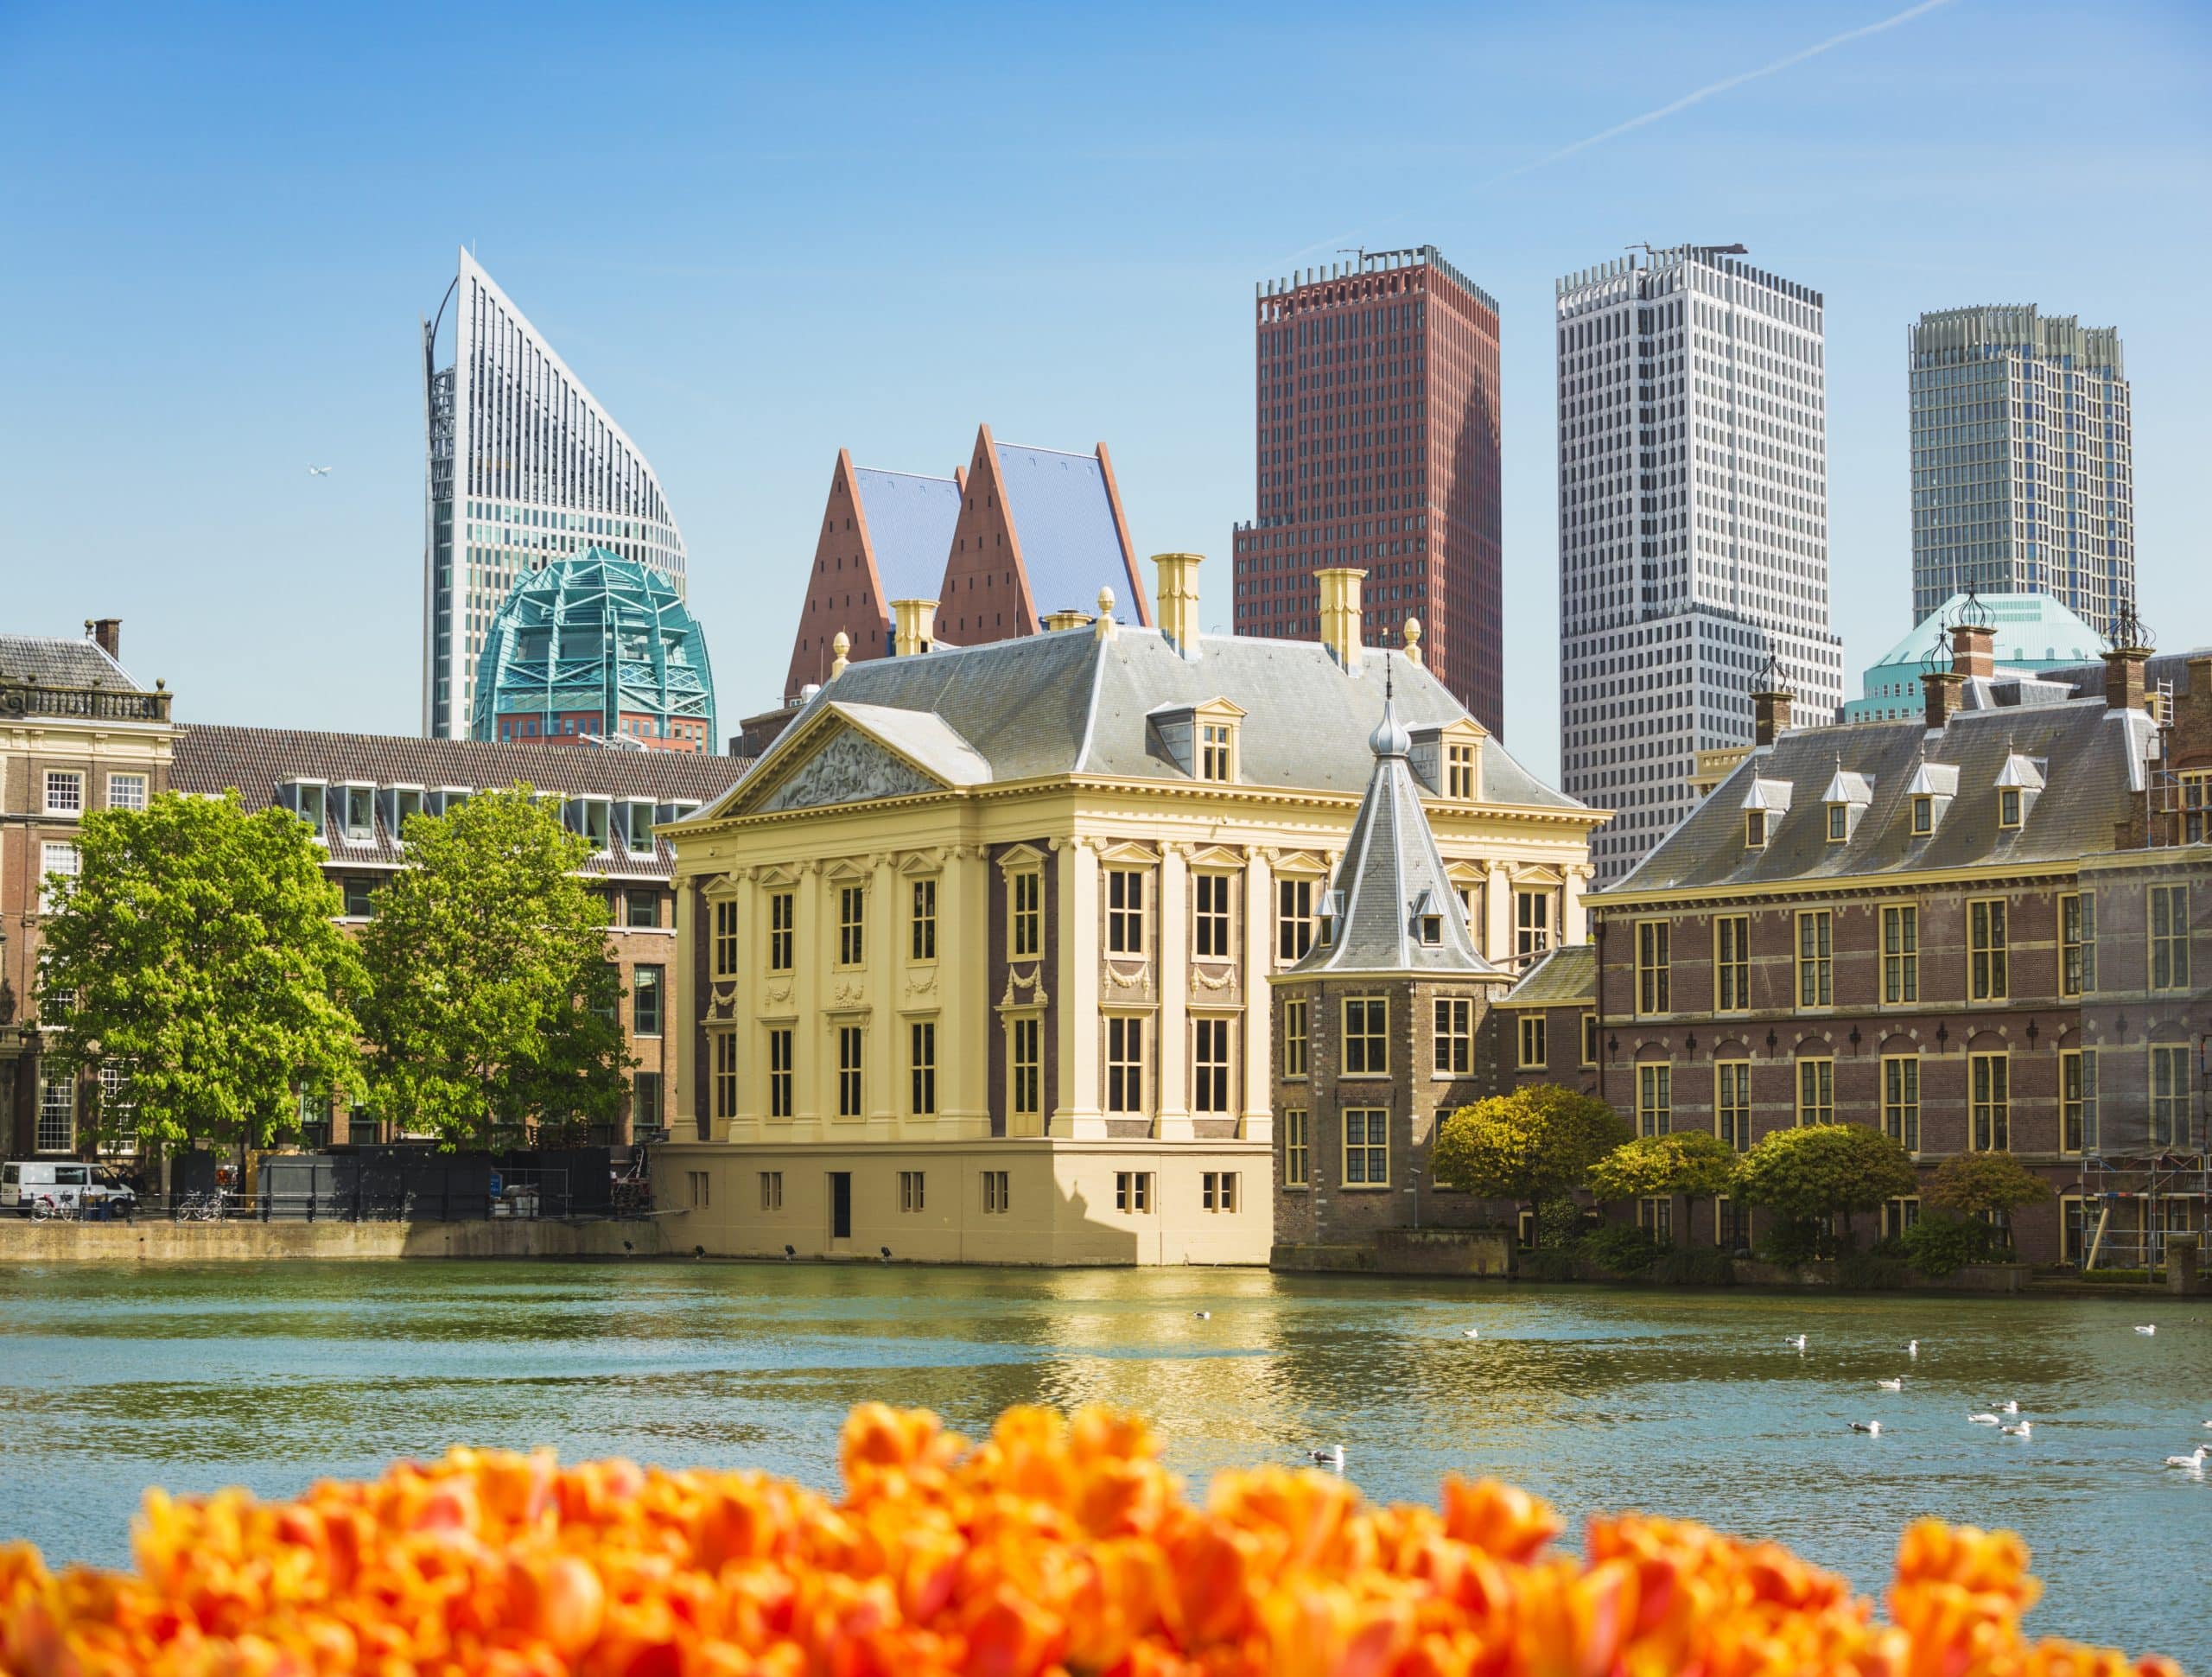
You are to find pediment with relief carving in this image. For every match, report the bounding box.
[754,725,944,813]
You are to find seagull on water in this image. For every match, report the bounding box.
[1193,1310,1211,1320]
[1309,1445,1344,1471]
[2164,1446,2209,1471]
[1788,1334,1808,1351]
[1462,1328,1480,1339]
[1905,1340,1920,1357]
[2003,1421,2033,1439]
[2000,1400,2020,1415]
[1968,1413,2002,1426]
[1877,1379,1904,1391]
[1850,1421,1884,1435]
[2136,1324,2158,1335]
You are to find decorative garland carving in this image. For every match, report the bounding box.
[998,965,1049,1008]
[1104,961,1150,991]
[831,978,868,1008]
[1191,963,1236,992]
[766,981,793,1006]
[905,975,938,999]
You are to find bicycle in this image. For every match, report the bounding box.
[175,1191,229,1223]
[30,1194,80,1221]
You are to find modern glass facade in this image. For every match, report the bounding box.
[1908,307,2132,632]
[422,250,689,740]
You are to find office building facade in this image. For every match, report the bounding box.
[1556,245,1842,885]
[422,249,690,740]
[1908,307,2133,630]
[1232,246,1504,734]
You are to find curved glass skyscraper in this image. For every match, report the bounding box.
[422,249,690,739]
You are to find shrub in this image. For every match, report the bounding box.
[1651,1246,1734,1287]
[1535,1197,1586,1250]
[1579,1222,1663,1277]
[1902,1216,1996,1279]
[1518,1245,1581,1282]
[1837,1251,1910,1291]
[1757,1216,1825,1267]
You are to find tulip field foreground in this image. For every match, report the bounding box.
[0,1401,2185,1677]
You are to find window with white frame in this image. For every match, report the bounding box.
[40,842,79,912]
[98,1064,137,1152]
[836,1026,865,1117]
[342,785,374,842]
[105,772,148,811]
[43,771,84,816]
[1007,868,1040,960]
[1107,869,1146,955]
[38,1074,75,1153]
[1106,1016,1145,1112]
[1008,1015,1041,1123]
[626,801,656,856]
[1192,1017,1232,1114]
[1115,1171,1153,1212]
[1277,877,1314,962]
[1193,873,1232,958]
[1202,1172,1238,1212]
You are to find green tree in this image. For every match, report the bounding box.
[35,792,365,1160]
[1586,1130,1741,1247]
[358,787,633,1148]
[1923,1153,2052,1223]
[1431,1084,1630,1238]
[1734,1123,1918,1257]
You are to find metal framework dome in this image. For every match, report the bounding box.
[470,548,716,751]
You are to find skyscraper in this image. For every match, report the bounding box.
[421,249,689,740]
[1555,245,1841,886]
[1908,307,2133,631]
[1232,246,1503,734]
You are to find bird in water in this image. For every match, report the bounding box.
[1877,1379,1904,1391]
[2003,1421,2033,1439]
[2164,1446,2209,1471]
[1309,1445,1344,1471]
[1850,1421,1884,1435]
[2000,1400,2020,1414]
[1463,1328,1480,1339]
[2135,1324,2158,1336]
[1193,1310,1211,1320]
[1968,1413,2002,1426]
[1905,1340,1920,1357]
[1787,1334,1808,1351]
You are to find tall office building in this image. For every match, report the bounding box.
[1908,307,2133,631]
[1556,246,1842,886]
[1232,246,1503,734]
[422,249,690,740]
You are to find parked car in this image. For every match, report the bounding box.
[2,1160,138,1219]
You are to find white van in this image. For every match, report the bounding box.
[1,1160,138,1218]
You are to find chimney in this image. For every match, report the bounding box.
[1041,607,1092,632]
[86,618,122,659]
[2104,644,2150,713]
[1923,666,1965,729]
[890,599,937,657]
[1949,620,1995,681]
[1318,568,1366,674]
[1751,681,1794,746]
[1153,552,1202,657]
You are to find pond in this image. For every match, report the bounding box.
[1,1262,2206,1666]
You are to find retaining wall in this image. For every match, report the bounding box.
[0,1217,668,1263]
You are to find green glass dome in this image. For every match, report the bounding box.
[470,549,716,752]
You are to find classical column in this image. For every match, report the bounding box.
[1562,862,1594,947]
[1485,861,1513,965]
[1054,835,1105,1140]
[938,843,988,1140]
[729,867,762,1137]
[1240,848,1274,1142]
[797,859,824,1131]
[1157,842,1192,1140]
[868,851,897,1128]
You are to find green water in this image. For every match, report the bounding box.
[1,1263,2206,1665]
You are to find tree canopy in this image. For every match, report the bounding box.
[1923,1153,2052,1221]
[35,791,365,1157]
[1587,1130,1740,1207]
[1734,1123,1917,1236]
[357,787,632,1148]
[1431,1084,1630,1212]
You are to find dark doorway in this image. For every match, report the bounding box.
[829,1172,852,1241]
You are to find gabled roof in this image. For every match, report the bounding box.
[1501,944,1596,1007]
[820,702,993,788]
[1609,698,2152,896]
[1282,692,1507,979]
[0,633,144,690]
[993,441,1133,619]
[851,468,961,604]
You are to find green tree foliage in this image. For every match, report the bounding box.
[358,787,633,1148]
[1586,1130,1740,1245]
[1735,1123,1918,1255]
[35,792,365,1158]
[1901,1216,1997,1278]
[1431,1084,1630,1231]
[1922,1153,2052,1221]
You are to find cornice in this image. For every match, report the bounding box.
[1591,859,2084,913]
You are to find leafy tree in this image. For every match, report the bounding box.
[35,792,365,1160]
[358,787,633,1148]
[1586,1130,1741,1247]
[1431,1084,1630,1237]
[1901,1216,1997,1278]
[1734,1123,1918,1257]
[1923,1153,2051,1223]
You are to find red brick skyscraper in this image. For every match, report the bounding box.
[1232,245,1503,734]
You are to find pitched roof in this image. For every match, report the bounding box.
[1607,698,2152,897]
[0,634,143,690]
[851,468,961,604]
[1283,693,1507,978]
[1500,944,1597,1007]
[993,442,1132,619]
[728,626,1586,810]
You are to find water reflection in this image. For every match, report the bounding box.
[1,1262,2206,1665]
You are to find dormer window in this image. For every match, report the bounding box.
[1999,788,2022,829]
[1826,804,1847,843]
[1199,721,1235,783]
[1745,810,1767,850]
[282,780,328,842]
[1317,889,1344,950]
[1911,796,1934,836]
[341,785,375,843]
[1419,914,1442,946]
[392,787,425,841]
[1149,698,1246,783]
[1446,743,1477,800]
[1994,749,2044,831]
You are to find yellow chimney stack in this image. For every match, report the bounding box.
[1153,551,1202,657]
[891,599,938,657]
[1318,568,1366,674]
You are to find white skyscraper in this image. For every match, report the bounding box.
[421,249,689,739]
[1555,245,1842,884]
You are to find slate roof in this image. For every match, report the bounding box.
[852,468,961,604]
[0,633,143,690]
[1500,944,1597,1007]
[731,626,1586,810]
[994,442,1132,618]
[174,726,748,877]
[1284,696,1507,978]
[1607,696,2153,898]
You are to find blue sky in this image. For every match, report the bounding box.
[3,0,2205,783]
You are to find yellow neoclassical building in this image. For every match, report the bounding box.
[656,559,1600,1263]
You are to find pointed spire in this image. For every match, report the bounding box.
[1370,654,1410,758]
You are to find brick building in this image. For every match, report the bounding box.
[1572,620,2211,1266]
[1,620,174,1159]
[1233,246,1504,734]
[1267,682,1516,1249]
[170,727,746,1151]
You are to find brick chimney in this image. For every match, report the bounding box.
[86,618,122,659]
[890,599,937,657]
[2104,644,2150,713]
[1949,620,1995,681]
[1923,667,1965,728]
[1153,552,1202,658]
[1751,684,1794,747]
[1317,567,1366,674]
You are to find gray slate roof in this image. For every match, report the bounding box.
[1610,697,2152,897]
[1285,697,1507,978]
[1500,944,1596,1007]
[995,442,1130,617]
[0,633,143,689]
[737,624,1586,808]
[852,467,961,605]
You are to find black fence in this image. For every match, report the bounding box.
[164,1147,614,1223]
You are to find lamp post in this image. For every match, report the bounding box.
[1408,1166,1423,1231]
